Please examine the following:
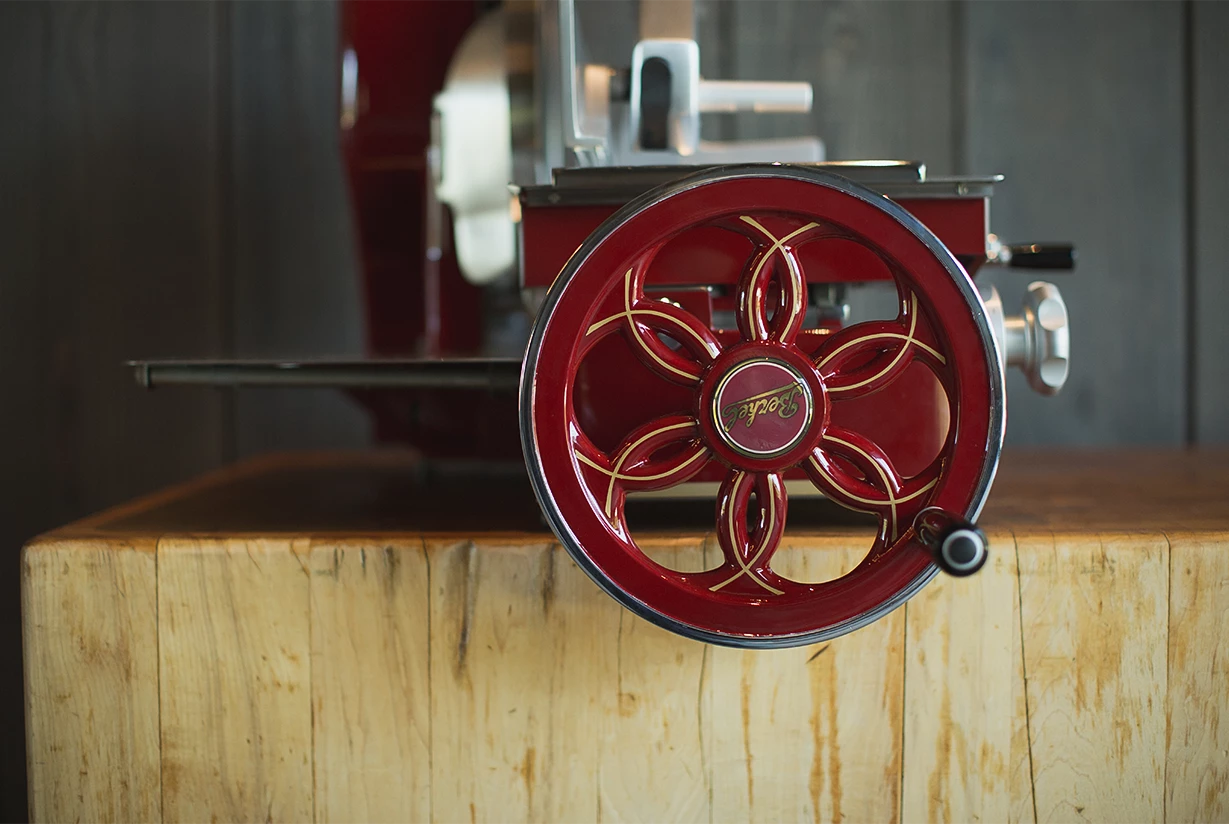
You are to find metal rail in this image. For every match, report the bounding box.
[130,358,522,391]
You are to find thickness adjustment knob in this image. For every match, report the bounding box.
[979,281,1070,396]
[1009,282,1070,396]
[914,507,989,577]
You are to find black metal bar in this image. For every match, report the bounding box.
[130,359,523,391]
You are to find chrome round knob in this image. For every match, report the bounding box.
[980,282,1070,396]
[1008,282,1069,396]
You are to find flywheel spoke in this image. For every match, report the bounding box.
[706,469,788,596]
[572,414,711,536]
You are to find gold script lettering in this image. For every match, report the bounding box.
[721,381,804,432]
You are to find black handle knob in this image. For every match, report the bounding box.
[913,507,988,577]
[1007,243,1076,271]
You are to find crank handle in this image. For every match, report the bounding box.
[914,507,988,577]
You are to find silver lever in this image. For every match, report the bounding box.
[697,80,813,114]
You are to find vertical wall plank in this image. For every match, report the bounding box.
[1017,533,1168,823]
[698,0,957,172]
[902,531,1016,824]
[600,540,710,824]
[22,539,162,823]
[1165,532,1229,823]
[1192,2,1229,443]
[966,2,1186,444]
[0,6,49,819]
[0,2,49,539]
[710,540,903,824]
[310,540,431,824]
[158,538,313,822]
[40,1,231,505]
[429,540,619,823]
[228,0,370,456]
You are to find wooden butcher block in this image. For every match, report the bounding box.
[21,449,1229,823]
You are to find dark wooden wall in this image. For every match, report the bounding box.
[0,1,1225,819]
[698,0,1224,446]
[0,3,366,819]
[1192,0,1229,443]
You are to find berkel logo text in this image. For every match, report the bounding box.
[720,381,804,432]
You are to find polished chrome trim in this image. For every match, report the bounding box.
[519,162,1002,207]
[554,161,924,188]
[520,164,1005,649]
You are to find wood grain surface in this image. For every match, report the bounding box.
[1017,533,1169,824]
[22,449,1229,822]
[1009,546,1037,824]
[600,541,709,824]
[901,531,1016,824]
[429,538,615,824]
[310,540,432,823]
[157,538,314,822]
[55,447,1229,538]
[22,540,162,824]
[711,540,904,824]
[1165,533,1229,824]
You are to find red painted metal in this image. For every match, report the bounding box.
[341,0,496,449]
[520,195,990,289]
[526,172,997,641]
[340,0,481,357]
[898,198,988,274]
[337,7,1006,642]
[712,359,813,457]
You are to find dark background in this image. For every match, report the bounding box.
[1,0,1225,819]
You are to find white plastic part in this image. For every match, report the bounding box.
[432,12,516,285]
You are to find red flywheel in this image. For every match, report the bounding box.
[520,166,1005,647]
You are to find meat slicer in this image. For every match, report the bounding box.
[135,0,1073,648]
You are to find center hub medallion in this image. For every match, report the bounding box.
[712,358,814,458]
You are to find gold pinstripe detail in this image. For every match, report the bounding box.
[738,216,818,337]
[819,294,946,393]
[584,421,696,520]
[584,270,719,380]
[575,446,707,485]
[807,440,937,542]
[709,473,785,595]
